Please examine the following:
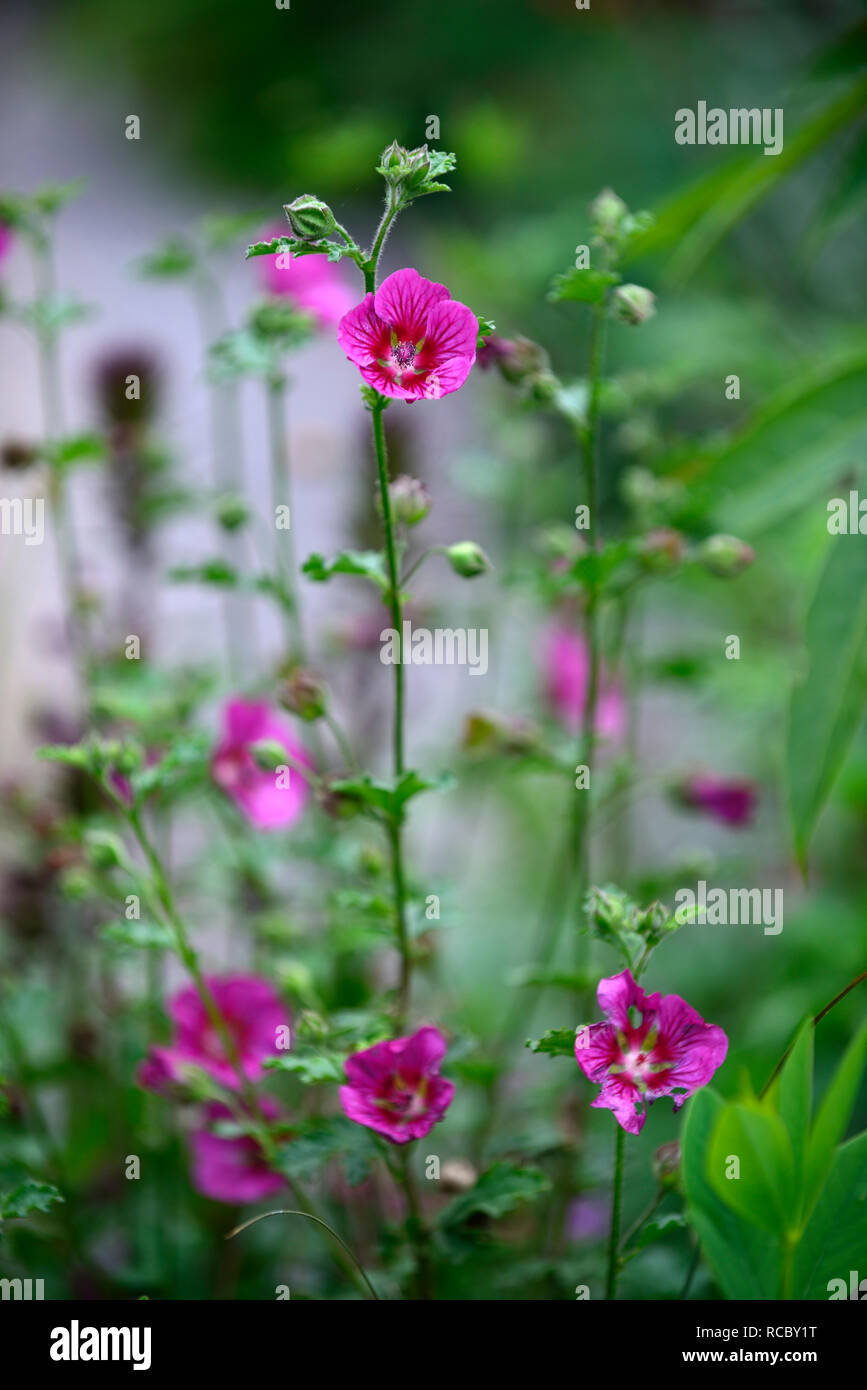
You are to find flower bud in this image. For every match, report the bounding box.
[696,534,755,578]
[283,195,337,241]
[613,284,656,325]
[379,140,408,183]
[639,527,684,572]
[215,493,250,532]
[463,710,538,756]
[388,474,431,526]
[279,669,327,722]
[1,438,39,470]
[652,1141,681,1189]
[590,187,628,238]
[445,541,490,579]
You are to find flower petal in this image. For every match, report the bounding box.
[337,294,390,367]
[374,268,451,341]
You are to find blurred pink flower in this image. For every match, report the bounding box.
[565,1195,607,1243]
[138,974,291,1092]
[340,1025,455,1144]
[680,773,757,827]
[543,624,625,739]
[211,697,312,831]
[0,222,12,266]
[337,267,477,401]
[575,969,728,1135]
[190,1099,285,1204]
[261,230,354,327]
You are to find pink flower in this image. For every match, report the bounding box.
[543,624,625,739]
[340,1025,455,1144]
[0,222,12,267]
[575,969,727,1135]
[138,974,291,1092]
[337,267,477,402]
[260,230,354,327]
[190,1100,285,1204]
[680,773,757,827]
[212,697,312,831]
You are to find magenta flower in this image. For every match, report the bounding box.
[260,230,354,327]
[340,1025,455,1144]
[543,623,625,739]
[575,969,727,1135]
[211,697,312,831]
[680,772,757,827]
[138,974,291,1092]
[0,222,12,267]
[190,1100,285,1204]
[337,267,477,401]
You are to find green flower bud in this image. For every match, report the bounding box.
[279,669,328,722]
[379,140,408,182]
[249,738,289,772]
[590,187,628,238]
[652,1141,681,1190]
[697,533,755,578]
[215,493,250,532]
[445,541,491,579]
[283,194,337,241]
[388,474,431,526]
[613,284,656,325]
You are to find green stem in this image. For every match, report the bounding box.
[605,1122,625,1300]
[363,191,401,293]
[227,1206,379,1301]
[396,1146,434,1299]
[371,398,412,1031]
[266,374,305,662]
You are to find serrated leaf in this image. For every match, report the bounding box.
[438,1162,549,1228]
[100,920,175,951]
[526,1027,576,1058]
[548,267,620,304]
[1,1180,64,1220]
[626,1211,687,1255]
[264,1052,343,1084]
[301,549,389,593]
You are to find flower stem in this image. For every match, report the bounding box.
[266,373,305,662]
[605,1122,625,1300]
[396,1145,434,1299]
[371,397,412,1031]
[227,1206,379,1301]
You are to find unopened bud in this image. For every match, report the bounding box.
[283,195,337,241]
[639,528,684,572]
[389,474,431,526]
[590,187,628,238]
[613,284,656,325]
[697,534,755,578]
[445,541,490,579]
[652,1141,681,1189]
[215,493,249,532]
[279,669,327,722]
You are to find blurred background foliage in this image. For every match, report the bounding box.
[0,0,865,1299]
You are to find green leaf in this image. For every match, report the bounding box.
[708,1100,795,1238]
[548,267,620,304]
[626,1211,687,1255]
[438,1161,549,1228]
[169,559,240,588]
[328,769,453,822]
[100,920,175,951]
[695,349,867,537]
[525,1027,576,1058]
[803,1020,867,1215]
[264,1051,343,1084]
[787,534,867,871]
[627,73,867,284]
[274,1117,379,1186]
[135,238,197,279]
[769,1017,813,1213]
[681,1089,782,1299]
[0,1180,64,1221]
[792,1130,867,1299]
[301,550,389,594]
